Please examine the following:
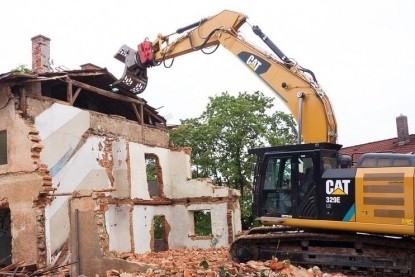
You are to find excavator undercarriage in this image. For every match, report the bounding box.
[230,226,415,276]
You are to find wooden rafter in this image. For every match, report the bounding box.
[131,103,142,123]
[68,79,145,106]
[71,87,82,105]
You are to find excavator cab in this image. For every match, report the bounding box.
[250,143,342,221]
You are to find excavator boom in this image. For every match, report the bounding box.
[113,10,337,144]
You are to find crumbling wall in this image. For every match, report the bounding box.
[4,95,241,272]
[0,87,43,265]
[69,194,151,277]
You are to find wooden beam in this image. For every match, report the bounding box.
[22,75,68,82]
[69,79,145,105]
[66,79,73,103]
[131,103,142,124]
[145,108,166,124]
[71,87,82,105]
[140,104,144,126]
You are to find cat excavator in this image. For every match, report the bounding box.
[114,10,415,276]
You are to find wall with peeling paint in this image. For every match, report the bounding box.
[0,91,242,270]
[0,88,44,266]
[32,101,241,261]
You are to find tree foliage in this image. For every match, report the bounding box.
[11,64,31,74]
[169,91,297,227]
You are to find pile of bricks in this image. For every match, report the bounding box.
[111,247,347,277]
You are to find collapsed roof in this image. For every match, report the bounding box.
[0,67,166,127]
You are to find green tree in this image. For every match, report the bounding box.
[170,91,297,228]
[11,64,31,73]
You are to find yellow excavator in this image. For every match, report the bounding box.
[114,10,415,276]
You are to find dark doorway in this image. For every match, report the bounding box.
[152,215,169,252]
[0,208,12,266]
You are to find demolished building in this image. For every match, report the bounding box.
[0,35,242,276]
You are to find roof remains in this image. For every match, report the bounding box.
[0,34,166,127]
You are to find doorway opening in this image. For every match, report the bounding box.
[0,208,12,266]
[152,215,169,252]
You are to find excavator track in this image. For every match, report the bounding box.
[230,226,415,276]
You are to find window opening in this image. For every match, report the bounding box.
[193,210,212,236]
[145,154,161,197]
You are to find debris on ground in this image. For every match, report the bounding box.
[115,247,348,277]
[0,247,348,276]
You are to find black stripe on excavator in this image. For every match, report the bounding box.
[237,52,271,75]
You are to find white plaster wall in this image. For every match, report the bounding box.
[132,205,172,253]
[35,103,90,173]
[44,136,111,258]
[132,203,229,254]
[129,143,150,200]
[129,143,231,200]
[168,150,192,185]
[231,204,243,238]
[129,143,172,199]
[45,202,69,264]
[105,204,131,252]
[112,139,129,198]
[169,203,229,249]
[50,136,111,204]
[170,179,230,199]
[32,102,241,260]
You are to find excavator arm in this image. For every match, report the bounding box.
[112,11,415,273]
[114,9,337,144]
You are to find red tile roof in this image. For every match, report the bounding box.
[340,134,415,163]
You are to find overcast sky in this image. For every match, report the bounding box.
[1,0,414,147]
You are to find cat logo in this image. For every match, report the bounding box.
[246,55,263,71]
[326,179,350,195]
[237,52,271,75]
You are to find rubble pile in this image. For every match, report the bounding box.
[111,247,347,277]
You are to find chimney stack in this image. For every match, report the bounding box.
[31,35,52,73]
[396,114,410,145]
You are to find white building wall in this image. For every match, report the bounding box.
[112,139,129,198]
[35,103,90,172]
[129,143,150,200]
[44,136,111,260]
[132,205,172,253]
[32,102,241,261]
[169,203,230,249]
[105,204,131,252]
[130,202,230,254]
[167,150,192,189]
[36,104,113,261]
